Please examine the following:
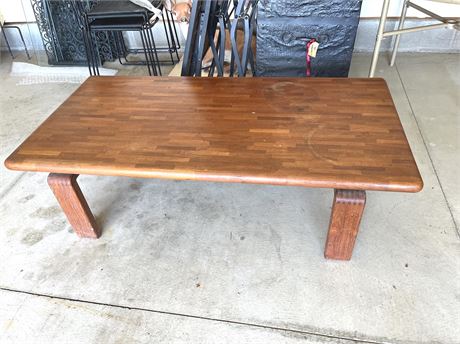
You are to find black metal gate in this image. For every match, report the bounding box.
[31,0,116,65]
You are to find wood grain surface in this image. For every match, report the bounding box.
[325,190,366,260]
[48,174,100,238]
[5,76,423,192]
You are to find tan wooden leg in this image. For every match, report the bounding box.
[324,189,366,260]
[48,173,100,238]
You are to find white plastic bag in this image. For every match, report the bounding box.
[129,0,162,21]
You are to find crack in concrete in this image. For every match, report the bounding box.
[0,287,390,344]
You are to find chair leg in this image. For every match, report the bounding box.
[161,11,175,64]
[9,26,31,59]
[390,0,409,67]
[81,23,94,76]
[112,31,123,65]
[80,15,95,76]
[85,19,101,76]
[369,0,391,77]
[90,31,101,76]
[145,27,158,75]
[1,28,15,59]
[146,26,162,76]
[118,32,129,63]
[166,10,180,60]
[140,29,154,76]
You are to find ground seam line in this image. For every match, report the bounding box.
[0,287,392,344]
[395,64,459,238]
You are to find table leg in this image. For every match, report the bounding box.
[324,189,366,260]
[48,173,100,238]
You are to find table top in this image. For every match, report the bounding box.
[5,76,423,192]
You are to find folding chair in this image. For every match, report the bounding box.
[369,0,460,77]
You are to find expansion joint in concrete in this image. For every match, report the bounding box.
[395,64,460,238]
[0,287,390,344]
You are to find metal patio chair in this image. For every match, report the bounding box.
[369,0,460,77]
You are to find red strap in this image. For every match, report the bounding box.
[306,38,316,77]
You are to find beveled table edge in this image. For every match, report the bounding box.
[4,158,424,193]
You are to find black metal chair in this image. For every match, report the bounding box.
[80,0,180,76]
[1,23,31,60]
[111,9,180,68]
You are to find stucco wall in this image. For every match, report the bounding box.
[1,0,459,23]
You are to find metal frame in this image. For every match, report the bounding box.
[79,1,175,77]
[181,0,258,77]
[30,0,180,67]
[230,0,257,77]
[112,10,181,66]
[83,14,161,76]
[1,24,32,59]
[369,0,460,77]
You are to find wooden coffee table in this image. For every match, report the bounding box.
[5,76,423,260]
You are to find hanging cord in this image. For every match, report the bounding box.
[306,38,316,77]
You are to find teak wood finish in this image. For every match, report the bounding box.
[5,76,423,260]
[325,190,366,260]
[47,174,100,238]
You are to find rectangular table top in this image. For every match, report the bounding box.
[5,76,423,192]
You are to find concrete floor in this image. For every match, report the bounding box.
[0,52,459,343]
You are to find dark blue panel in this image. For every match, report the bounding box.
[256,0,363,77]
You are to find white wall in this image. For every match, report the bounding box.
[1,0,458,54]
[0,0,34,23]
[1,0,459,23]
[360,0,460,18]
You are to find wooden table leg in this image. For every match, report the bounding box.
[324,189,366,260]
[48,173,101,238]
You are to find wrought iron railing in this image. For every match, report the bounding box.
[31,0,116,65]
